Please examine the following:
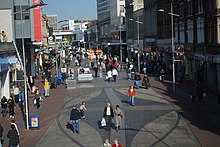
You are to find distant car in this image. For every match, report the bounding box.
[77,67,93,82]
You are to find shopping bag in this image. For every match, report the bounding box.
[40,96,43,102]
[101,117,106,127]
[33,99,37,105]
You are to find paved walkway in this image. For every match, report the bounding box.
[35,70,200,147]
[1,61,219,147]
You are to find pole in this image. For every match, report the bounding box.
[171,2,176,93]
[55,37,58,75]
[119,14,122,63]
[137,17,140,72]
[96,26,98,50]
[20,5,29,130]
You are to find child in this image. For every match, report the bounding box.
[79,101,87,118]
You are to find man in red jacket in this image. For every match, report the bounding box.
[127,86,136,106]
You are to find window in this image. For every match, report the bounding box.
[187,21,193,43]
[14,6,30,20]
[188,0,192,16]
[179,23,185,43]
[197,0,203,13]
[179,3,184,18]
[174,23,178,43]
[207,20,213,43]
[197,19,204,43]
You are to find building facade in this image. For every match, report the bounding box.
[0,0,19,98]
[143,0,157,56]
[46,14,58,30]
[173,0,220,92]
[97,0,111,48]
[157,0,220,92]
[125,0,144,62]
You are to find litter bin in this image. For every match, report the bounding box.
[30,115,40,129]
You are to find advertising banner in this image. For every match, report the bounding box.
[33,0,42,41]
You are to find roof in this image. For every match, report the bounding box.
[0,42,16,55]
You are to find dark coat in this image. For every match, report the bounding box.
[103,106,114,117]
[1,97,7,109]
[70,108,81,120]
[7,129,19,146]
[0,124,3,137]
[8,99,15,109]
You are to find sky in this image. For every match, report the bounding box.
[42,0,97,21]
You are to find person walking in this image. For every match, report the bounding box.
[44,79,50,97]
[127,86,136,106]
[61,72,67,85]
[57,73,62,85]
[10,120,19,139]
[13,86,19,104]
[35,89,41,109]
[190,84,197,103]
[0,123,3,147]
[112,68,118,82]
[7,124,19,147]
[197,82,204,102]
[10,120,20,147]
[93,65,99,78]
[159,68,165,82]
[103,103,114,131]
[111,139,122,147]
[18,91,25,117]
[135,73,141,89]
[49,76,55,89]
[142,74,150,89]
[70,106,81,133]
[28,75,35,91]
[8,96,15,118]
[100,138,111,147]
[79,101,87,118]
[1,96,7,117]
[114,105,123,132]
[107,70,112,82]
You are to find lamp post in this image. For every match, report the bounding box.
[158,2,179,93]
[130,18,143,72]
[13,2,47,130]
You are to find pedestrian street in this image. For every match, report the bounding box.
[36,73,200,147]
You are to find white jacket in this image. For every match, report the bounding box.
[112,69,118,76]
[107,70,112,77]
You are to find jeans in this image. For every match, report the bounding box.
[72,120,79,132]
[136,80,140,89]
[45,89,50,96]
[130,96,135,106]
[2,108,6,117]
[62,79,66,85]
[108,77,111,82]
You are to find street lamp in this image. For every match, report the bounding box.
[130,18,143,72]
[158,3,179,93]
[12,2,47,130]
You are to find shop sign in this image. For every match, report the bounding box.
[145,38,156,46]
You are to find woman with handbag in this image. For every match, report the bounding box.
[114,105,123,132]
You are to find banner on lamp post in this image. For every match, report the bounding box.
[33,0,42,41]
